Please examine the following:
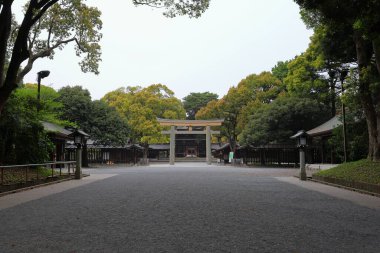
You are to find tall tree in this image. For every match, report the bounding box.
[294,0,380,161]
[0,0,102,113]
[196,72,284,150]
[57,86,92,129]
[103,84,186,162]
[183,92,218,120]
[0,0,210,114]
[57,86,130,146]
[241,96,328,146]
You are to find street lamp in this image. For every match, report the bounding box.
[291,130,308,181]
[69,129,89,179]
[36,70,50,111]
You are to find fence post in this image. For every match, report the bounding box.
[25,166,28,183]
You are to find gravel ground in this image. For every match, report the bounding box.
[0,164,379,253]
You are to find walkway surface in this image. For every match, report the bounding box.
[1,163,380,252]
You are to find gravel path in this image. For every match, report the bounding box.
[0,164,379,252]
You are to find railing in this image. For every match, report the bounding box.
[0,161,76,187]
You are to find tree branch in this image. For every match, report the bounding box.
[32,0,59,24]
[16,36,84,83]
[133,0,165,8]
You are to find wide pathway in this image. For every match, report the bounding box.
[0,164,380,252]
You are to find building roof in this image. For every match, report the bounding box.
[149,144,170,150]
[307,116,342,137]
[157,118,224,127]
[42,121,72,139]
[66,142,144,150]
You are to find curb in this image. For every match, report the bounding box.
[0,174,90,197]
[309,178,380,198]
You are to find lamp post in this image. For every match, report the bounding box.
[70,129,89,179]
[36,70,50,111]
[291,130,308,181]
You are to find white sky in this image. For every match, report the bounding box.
[22,0,313,100]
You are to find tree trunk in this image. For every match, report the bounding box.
[0,2,12,89]
[373,37,380,76]
[0,0,59,114]
[330,76,336,117]
[354,33,380,161]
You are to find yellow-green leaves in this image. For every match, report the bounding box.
[103,84,185,144]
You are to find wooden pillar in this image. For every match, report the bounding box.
[75,146,82,179]
[206,126,212,165]
[170,126,175,165]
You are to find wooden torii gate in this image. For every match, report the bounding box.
[158,119,223,165]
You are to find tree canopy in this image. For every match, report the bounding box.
[132,0,210,18]
[183,92,218,120]
[103,84,185,146]
[241,96,328,145]
[196,71,285,149]
[57,86,130,146]
[0,84,63,164]
[294,0,380,161]
[0,0,103,112]
[0,0,209,113]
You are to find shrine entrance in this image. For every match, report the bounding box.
[158,119,223,165]
[185,147,198,157]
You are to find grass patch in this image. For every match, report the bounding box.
[314,159,380,185]
[2,166,60,184]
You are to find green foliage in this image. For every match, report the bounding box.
[103,84,185,145]
[133,0,210,18]
[88,100,130,145]
[284,34,330,106]
[183,92,218,120]
[271,61,290,84]
[0,90,55,165]
[241,96,328,145]
[57,86,130,146]
[21,0,102,77]
[0,0,104,114]
[294,0,380,161]
[20,83,69,125]
[315,159,380,185]
[57,86,92,128]
[196,72,284,148]
[328,117,368,162]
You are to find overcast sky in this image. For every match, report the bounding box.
[22,0,313,100]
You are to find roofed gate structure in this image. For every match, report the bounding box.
[158,119,223,165]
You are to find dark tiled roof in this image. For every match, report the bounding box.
[307,116,342,137]
[42,121,72,138]
[149,144,170,150]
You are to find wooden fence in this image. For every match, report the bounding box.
[0,161,76,192]
[239,145,323,166]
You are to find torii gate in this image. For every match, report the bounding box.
[158,119,223,165]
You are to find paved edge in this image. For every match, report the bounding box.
[309,178,380,198]
[0,174,92,198]
[0,174,117,211]
[276,177,380,210]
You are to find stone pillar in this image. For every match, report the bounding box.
[170,126,175,165]
[299,149,306,180]
[206,126,212,165]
